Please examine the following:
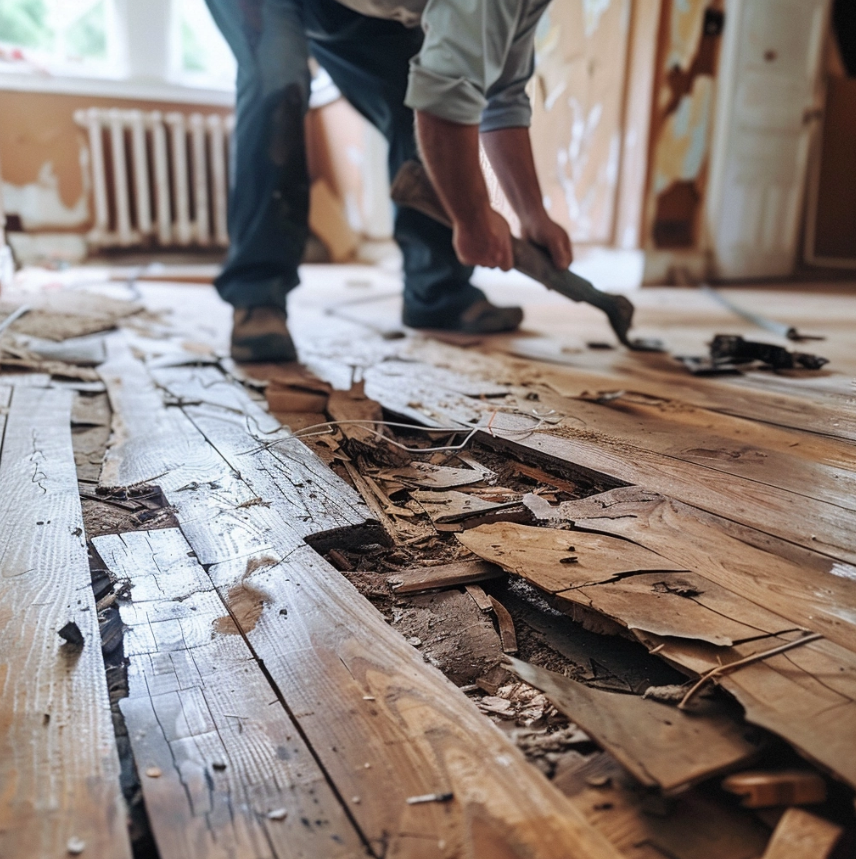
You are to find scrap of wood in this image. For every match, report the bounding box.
[265,364,331,414]
[552,752,770,859]
[378,461,486,489]
[326,381,387,446]
[489,596,518,654]
[389,560,505,595]
[508,657,764,793]
[411,489,501,521]
[512,461,578,494]
[761,808,843,859]
[0,290,141,341]
[721,770,827,809]
[465,583,494,612]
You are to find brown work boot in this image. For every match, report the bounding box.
[403,298,523,334]
[230,306,297,362]
[456,299,523,333]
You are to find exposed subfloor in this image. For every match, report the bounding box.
[1,262,855,859]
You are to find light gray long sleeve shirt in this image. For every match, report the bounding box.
[335,0,551,131]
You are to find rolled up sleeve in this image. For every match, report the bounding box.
[405,0,523,126]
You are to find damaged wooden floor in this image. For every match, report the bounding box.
[1,264,855,859]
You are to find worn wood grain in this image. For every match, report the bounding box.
[360,352,856,564]
[0,386,131,859]
[94,529,367,859]
[100,343,625,858]
[535,488,856,655]
[637,633,856,789]
[458,523,686,594]
[503,340,856,442]
[761,808,843,859]
[553,752,771,859]
[389,560,505,594]
[508,658,763,792]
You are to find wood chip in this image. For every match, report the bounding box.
[488,596,518,654]
[761,807,843,859]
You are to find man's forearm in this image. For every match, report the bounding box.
[481,126,573,269]
[480,126,544,229]
[415,110,514,270]
[414,111,492,228]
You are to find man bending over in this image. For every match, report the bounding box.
[205,0,571,361]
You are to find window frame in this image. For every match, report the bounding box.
[0,0,235,106]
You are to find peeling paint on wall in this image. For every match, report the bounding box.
[2,158,90,230]
[646,0,725,249]
[530,0,632,244]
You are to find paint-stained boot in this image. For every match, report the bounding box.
[230,306,297,363]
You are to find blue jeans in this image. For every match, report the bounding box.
[204,0,485,326]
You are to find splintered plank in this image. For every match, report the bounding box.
[761,808,843,859]
[147,363,375,543]
[457,523,687,591]
[508,658,762,792]
[541,488,856,656]
[99,341,623,858]
[554,752,770,859]
[638,632,856,789]
[93,529,367,859]
[0,386,131,859]
[389,560,505,594]
[204,546,622,858]
[361,354,856,565]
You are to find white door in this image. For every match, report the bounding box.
[705,0,830,279]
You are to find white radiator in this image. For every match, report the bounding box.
[75,107,235,249]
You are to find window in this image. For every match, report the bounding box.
[0,0,236,100]
[173,0,236,89]
[0,0,119,73]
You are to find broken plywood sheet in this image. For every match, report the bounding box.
[411,489,504,521]
[94,529,366,859]
[528,487,856,656]
[458,522,686,593]
[0,386,131,859]
[377,461,487,489]
[508,657,763,793]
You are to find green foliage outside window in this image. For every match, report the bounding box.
[0,0,53,50]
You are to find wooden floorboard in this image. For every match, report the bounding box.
[93,528,368,859]
[0,386,131,859]
[97,333,624,859]
[360,359,856,566]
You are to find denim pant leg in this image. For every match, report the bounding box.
[204,0,311,308]
[304,0,485,326]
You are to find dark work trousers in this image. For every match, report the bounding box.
[203,0,485,325]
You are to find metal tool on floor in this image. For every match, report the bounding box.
[700,284,824,342]
[390,160,664,352]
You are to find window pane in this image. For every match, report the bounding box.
[178,0,235,84]
[0,0,54,51]
[65,0,107,60]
